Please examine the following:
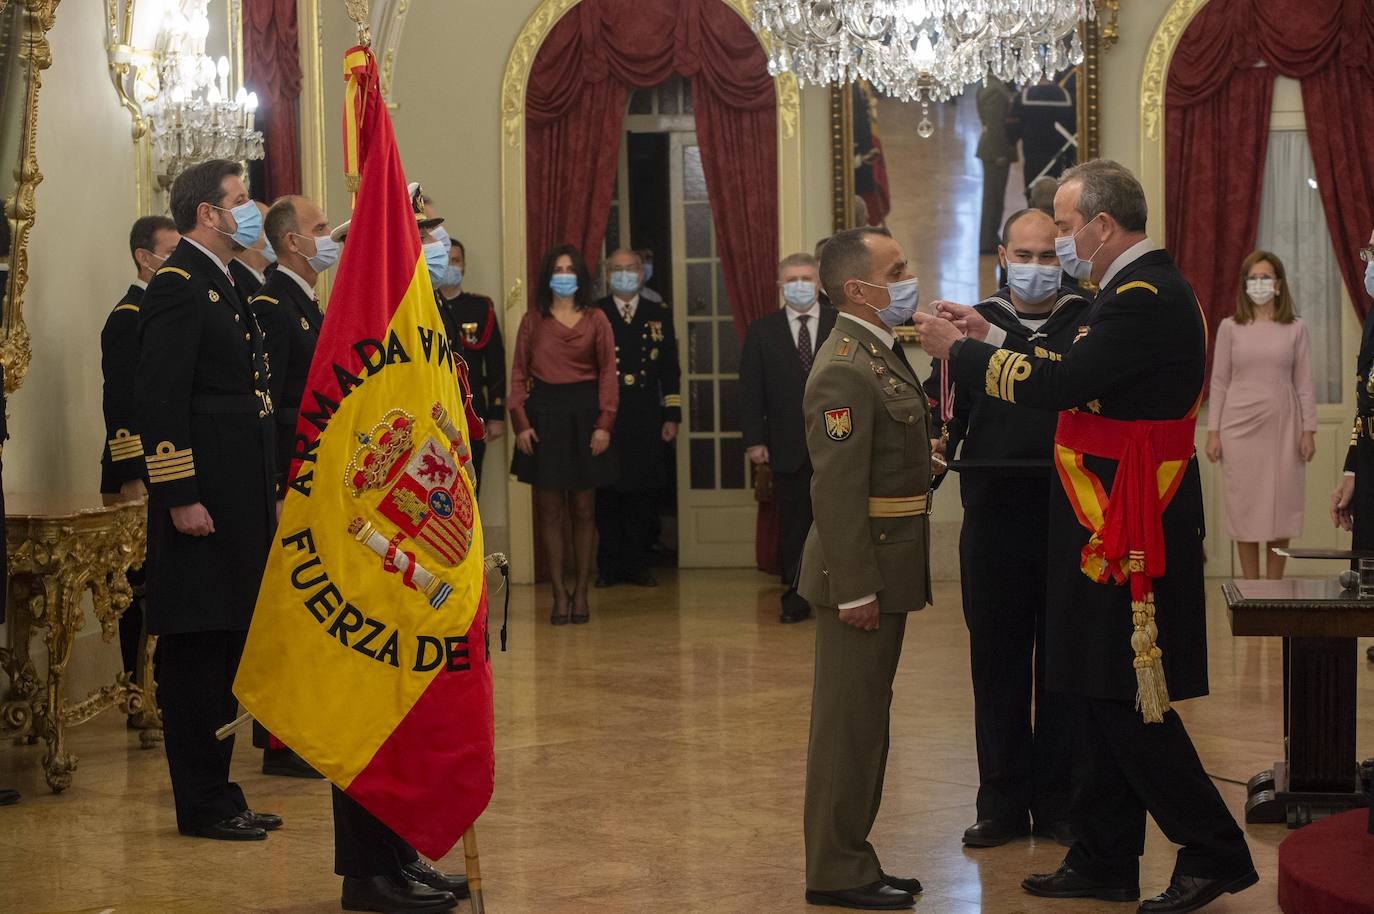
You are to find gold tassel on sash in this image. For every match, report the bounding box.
[1130,592,1170,723]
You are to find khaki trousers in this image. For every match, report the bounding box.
[803,607,908,891]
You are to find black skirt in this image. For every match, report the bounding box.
[511,379,618,490]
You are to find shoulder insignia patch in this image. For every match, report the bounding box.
[834,337,854,359]
[208,289,220,302]
[156,266,190,280]
[113,303,140,314]
[1116,280,1158,296]
[824,407,853,441]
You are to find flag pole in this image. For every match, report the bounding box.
[463,825,486,913]
[216,712,253,741]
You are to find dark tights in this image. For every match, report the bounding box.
[535,487,597,615]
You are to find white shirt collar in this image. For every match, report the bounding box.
[183,237,232,279]
[613,293,641,315]
[786,300,821,324]
[1100,237,1156,291]
[837,312,895,349]
[132,279,148,291]
[276,265,317,301]
[237,259,266,285]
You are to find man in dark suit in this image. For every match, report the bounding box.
[595,248,680,588]
[102,216,179,697]
[739,252,836,623]
[436,239,505,493]
[136,159,281,841]
[918,160,1255,914]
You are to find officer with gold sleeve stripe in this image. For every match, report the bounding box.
[136,159,280,842]
[799,227,932,911]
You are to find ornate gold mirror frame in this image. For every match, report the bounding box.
[498,0,805,583]
[830,10,1119,231]
[2,0,60,395]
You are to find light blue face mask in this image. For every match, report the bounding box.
[1006,262,1061,305]
[609,270,640,296]
[1054,214,1105,281]
[212,200,263,249]
[642,263,653,283]
[782,279,817,309]
[432,225,452,251]
[549,274,579,298]
[291,233,339,273]
[261,237,278,264]
[441,265,464,288]
[1365,260,1374,299]
[860,277,920,328]
[423,240,448,285]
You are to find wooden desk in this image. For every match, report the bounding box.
[1223,578,1373,827]
[1,494,153,792]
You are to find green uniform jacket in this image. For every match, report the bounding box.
[798,317,933,613]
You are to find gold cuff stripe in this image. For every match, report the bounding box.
[114,303,141,314]
[251,295,280,305]
[149,466,196,483]
[1032,345,1063,362]
[147,454,194,470]
[869,494,931,517]
[156,266,191,280]
[989,352,1032,403]
[1116,281,1158,295]
[109,444,145,460]
[663,395,682,407]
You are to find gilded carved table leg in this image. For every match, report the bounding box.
[1,600,39,742]
[134,633,163,748]
[37,573,77,792]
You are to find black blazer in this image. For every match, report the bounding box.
[136,239,276,634]
[251,268,322,491]
[100,283,147,494]
[738,305,837,474]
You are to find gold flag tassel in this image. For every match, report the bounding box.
[1130,592,1170,723]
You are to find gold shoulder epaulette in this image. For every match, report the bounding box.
[113,303,140,315]
[1116,280,1158,296]
[252,295,280,306]
[832,336,858,361]
[156,266,191,280]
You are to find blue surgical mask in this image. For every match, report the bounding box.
[260,237,278,264]
[432,225,451,251]
[861,277,920,328]
[549,274,579,298]
[292,233,339,273]
[610,270,640,296]
[1365,261,1374,299]
[212,200,263,249]
[1006,263,1061,305]
[642,263,653,283]
[441,265,464,288]
[782,280,817,309]
[423,240,448,285]
[1054,214,1104,281]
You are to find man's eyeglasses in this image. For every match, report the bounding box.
[1360,245,1374,264]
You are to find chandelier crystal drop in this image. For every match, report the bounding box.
[753,0,1091,106]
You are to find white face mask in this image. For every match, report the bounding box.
[1245,277,1276,306]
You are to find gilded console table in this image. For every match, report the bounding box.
[1,494,153,792]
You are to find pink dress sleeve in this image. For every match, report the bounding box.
[1207,318,1232,432]
[508,313,534,434]
[593,310,619,433]
[1293,319,1318,433]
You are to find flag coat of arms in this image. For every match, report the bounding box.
[234,45,492,860]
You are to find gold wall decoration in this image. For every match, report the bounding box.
[498,0,804,582]
[1138,0,1209,241]
[1,0,61,395]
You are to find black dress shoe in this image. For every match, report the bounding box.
[625,571,658,587]
[0,788,19,806]
[880,872,922,895]
[341,873,456,913]
[242,809,283,831]
[1137,870,1258,914]
[594,575,617,588]
[963,818,1030,847]
[805,881,914,909]
[1022,865,1138,901]
[779,608,811,624]
[401,859,470,899]
[262,746,325,778]
[1032,819,1077,847]
[194,813,267,841]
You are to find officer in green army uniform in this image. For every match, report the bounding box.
[800,226,936,911]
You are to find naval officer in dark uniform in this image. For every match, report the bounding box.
[595,248,681,588]
[437,239,505,493]
[917,160,1255,914]
[925,208,1087,849]
[102,215,179,691]
[136,159,281,841]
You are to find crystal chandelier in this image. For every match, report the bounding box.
[753,1,1091,135]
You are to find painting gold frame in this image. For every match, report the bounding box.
[498,0,806,583]
[2,0,60,395]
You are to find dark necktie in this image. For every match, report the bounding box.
[797,314,813,373]
[891,339,916,378]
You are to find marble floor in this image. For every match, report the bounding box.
[3,570,1372,913]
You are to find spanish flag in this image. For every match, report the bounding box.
[234,45,492,859]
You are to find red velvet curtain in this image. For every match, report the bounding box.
[1166,0,1374,355]
[244,0,302,200]
[525,0,778,340]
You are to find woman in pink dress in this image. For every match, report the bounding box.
[1205,250,1317,579]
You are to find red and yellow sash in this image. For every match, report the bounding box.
[1052,410,1198,723]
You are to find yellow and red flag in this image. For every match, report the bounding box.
[234,45,492,859]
